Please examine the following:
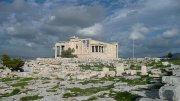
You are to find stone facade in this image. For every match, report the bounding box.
[141,66,148,75]
[55,36,118,59]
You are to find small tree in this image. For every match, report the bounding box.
[1,54,24,70]
[167,52,173,58]
[1,54,11,68]
[61,48,77,58]
[11,59,24,70]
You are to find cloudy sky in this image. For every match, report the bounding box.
[0,0,180,58]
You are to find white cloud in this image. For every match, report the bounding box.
[163,28,179,38]
[26,42,33,47]
[77,23,103,36]
[129,23,149,40]
[6,26,17,35]
[106,9,138,24]
[49,16,55,21]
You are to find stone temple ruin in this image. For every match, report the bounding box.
[19,58,153,80]
[55,36,118,59]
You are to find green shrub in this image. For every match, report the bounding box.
[0,77,20,82]
[162,59,180,65]
[46,89,57,92]
[110,91,140,101]
[1,54,24,70]
[20,95,43,101]
[63,84,114,98]
[20,77,34,81]
[61,48,77,58]
[11,81,29,88]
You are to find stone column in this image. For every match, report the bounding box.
[55,46,57,58]
[81,42,83,54]
[102,46,104,53]
[91,45,93,52]
[59,45,61,57]
[141,66,148,75]
[99,46,101,52]
[116,44,118,58]
[92,46,94,52]
[94,46,96,52]
[115,63,124,76]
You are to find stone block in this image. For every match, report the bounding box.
[159,85,180,101]
[141,66,148,75]
[172,69,180,77]
[162,76,180,85]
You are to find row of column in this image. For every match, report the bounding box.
[55,45,64,58]
[55,46,60,58]
[91,45,104,53]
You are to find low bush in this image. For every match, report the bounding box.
[0,88,20,98]
[20,95,43,101]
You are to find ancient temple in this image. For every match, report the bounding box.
[55,36,118,59]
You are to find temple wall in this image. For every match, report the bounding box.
[55,36,119,59]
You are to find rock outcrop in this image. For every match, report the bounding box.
[138,68,180,101]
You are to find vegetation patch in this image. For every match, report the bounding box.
[162,59,180,65]
[130,64,141,70]
[1,54,24,71]
[79,77,114,85]
[51,82,60,89]
[0,88,20,98]
[117,77,147,85]
[79,76,152,85]
[20,95,43,101]
[46,82,60,92]
[109,91,140,101]
[46,89,57,92]
[61,48,77,58]
[20,77,35,82]
[63,84,114,98]
[0,77,20,82]
[11,81,29,88]
[21,89,34,94]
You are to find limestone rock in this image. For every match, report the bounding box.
[162,76,180,85]
[138,98,164,101]
[172,69,180,77]
[0,68,11,77]
[159,86,175,101]
[115,63,124,76]
[159,85,180,101]
[141,66,148,75]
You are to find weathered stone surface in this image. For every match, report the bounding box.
[138,98,165,101]
[162,62,169,66]
[173,85,180,101]
[171,65,180,70]
[125,70,137,75]
[0,68,11,77]
[159,85,180,101]
[115,63,124,76]
[141,66,148,75]
[162,76,180,85]
[172,69,180,77]
[159,86,175,101]
[0,64,3,68]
